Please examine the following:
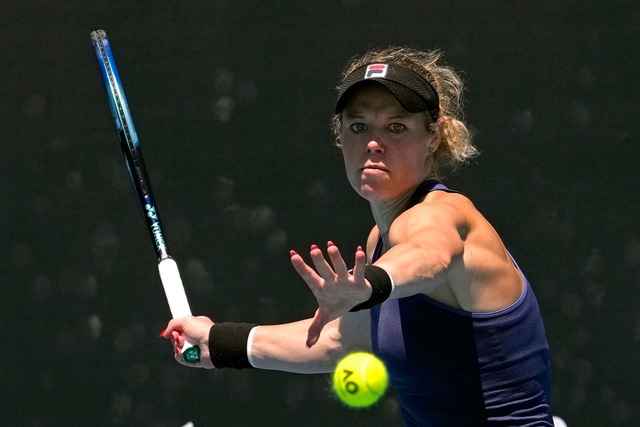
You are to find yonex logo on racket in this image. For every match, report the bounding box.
[150,222,166,251]
[145,204,158,219]
[365,64,388,79]
[146,204,167,251]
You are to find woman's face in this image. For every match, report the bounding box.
[339,83,436,202]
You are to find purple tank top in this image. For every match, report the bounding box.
[370,180,553,426]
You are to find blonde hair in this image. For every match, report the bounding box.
[332,46,479,178]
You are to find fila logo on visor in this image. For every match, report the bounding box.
[365,64,388,79]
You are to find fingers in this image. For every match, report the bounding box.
[293,243,367,349]
[293,242,356,279]
[290,243,365,301]
[159,328,186,360]
[351,245,366,281]
[160,326,186,352]
[172,331,185,348]
[309,244,337,278]
[161,316,188,337]
[159,315,201,349]
[326,241,349,277]
[290,249,320,281]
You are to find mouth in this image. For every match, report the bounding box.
[361,163,388,173]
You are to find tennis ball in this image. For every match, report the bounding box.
[333,351,388,408]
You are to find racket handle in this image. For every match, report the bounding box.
[179,341,201,364]
[158,258,201,363]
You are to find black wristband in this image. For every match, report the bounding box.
[349,265,393,312]
[209,322,258,369]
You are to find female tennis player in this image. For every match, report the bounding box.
[161,46,554,426]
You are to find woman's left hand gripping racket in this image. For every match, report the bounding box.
[90,29,200,363]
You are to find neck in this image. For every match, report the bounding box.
[370,186,416,238]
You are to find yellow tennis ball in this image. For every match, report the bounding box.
[333,351,388,408]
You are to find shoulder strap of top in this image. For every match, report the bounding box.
[406,179,450,208]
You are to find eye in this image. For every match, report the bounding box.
[348,123,367,134]
[389,123,406,133]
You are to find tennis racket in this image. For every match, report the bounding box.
[90,29,200,363]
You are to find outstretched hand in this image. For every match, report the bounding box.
[290,242,370,348]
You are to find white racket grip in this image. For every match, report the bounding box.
[158,258,192,318]
[158,258,200,363]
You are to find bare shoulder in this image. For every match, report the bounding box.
[424,189,478,214]
[413,189,509,253]
[392,189,479,241]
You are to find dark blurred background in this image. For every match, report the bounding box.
[2,1,639,426]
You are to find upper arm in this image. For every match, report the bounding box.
[373,194,468,299]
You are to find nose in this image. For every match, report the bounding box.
[366,138,385,154]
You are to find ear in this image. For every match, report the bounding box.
[428,120,443,153]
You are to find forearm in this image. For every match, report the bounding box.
[249,318,345,374]
[163,316,349,371]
